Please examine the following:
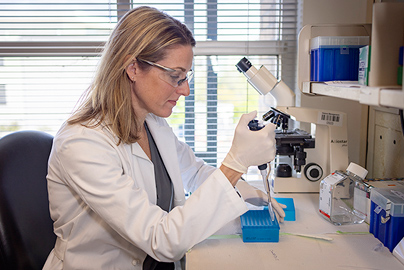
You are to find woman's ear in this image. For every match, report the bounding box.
[124,55,137,82]
[126,62,136,82]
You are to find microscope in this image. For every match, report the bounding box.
[237,58,349,193]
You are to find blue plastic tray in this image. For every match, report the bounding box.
[272,197,296,221]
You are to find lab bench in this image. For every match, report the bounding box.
[185,190,403,270]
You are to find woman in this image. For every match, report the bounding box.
[44,6,283,270]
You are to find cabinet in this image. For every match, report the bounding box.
[298,2,404,110]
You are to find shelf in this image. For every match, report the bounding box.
[302,82,404,109]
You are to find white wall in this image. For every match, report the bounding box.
[302,0,372,25]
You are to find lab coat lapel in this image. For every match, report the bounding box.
[130,137,157,203]
[131,143,149,160]
[145,116,184,204]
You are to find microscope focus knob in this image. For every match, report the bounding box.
[304,163,323,182]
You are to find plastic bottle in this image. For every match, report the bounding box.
[319,162,368,225]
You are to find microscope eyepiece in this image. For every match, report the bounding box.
[236,57,252,73]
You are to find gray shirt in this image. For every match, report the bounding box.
[145,122,174,212]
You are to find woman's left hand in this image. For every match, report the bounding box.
[235,180,286,222]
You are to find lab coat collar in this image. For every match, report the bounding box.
[129,116,174,161]
[131,143,149,160]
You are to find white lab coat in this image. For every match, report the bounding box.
[43,113,248,270]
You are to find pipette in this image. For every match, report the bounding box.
[248,119,276,222]
[259,163,275,221]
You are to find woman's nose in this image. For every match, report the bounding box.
[176,81,190,97]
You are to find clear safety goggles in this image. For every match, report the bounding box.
[137,58,194,87]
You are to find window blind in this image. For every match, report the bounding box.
[0,0,298,177]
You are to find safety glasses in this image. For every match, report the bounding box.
[137,58,194,87]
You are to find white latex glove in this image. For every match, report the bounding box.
[222,111,276,174]
[236,180,286,223]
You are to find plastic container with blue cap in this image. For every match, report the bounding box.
[310,36,369,82]
[369,187,404,252]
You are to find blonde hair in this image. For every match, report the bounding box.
[68,6,195,144]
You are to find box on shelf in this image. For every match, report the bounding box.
[359,45,371,86]
[369,187,404,252]
[310,36,369,82]
[240,210,280,243]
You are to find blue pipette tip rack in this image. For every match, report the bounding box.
[240,210,280,243]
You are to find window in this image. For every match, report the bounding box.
[0,0,298,178]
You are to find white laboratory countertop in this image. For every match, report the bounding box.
[186,188,404,270]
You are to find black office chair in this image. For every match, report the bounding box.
[0,130,55,270]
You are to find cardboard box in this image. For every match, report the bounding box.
[359,45,371,85]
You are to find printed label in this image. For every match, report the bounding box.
[318,112,343,127]
[319,173,344,219]
[322,172,344,185]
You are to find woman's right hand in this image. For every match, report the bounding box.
[222,111,276,174]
